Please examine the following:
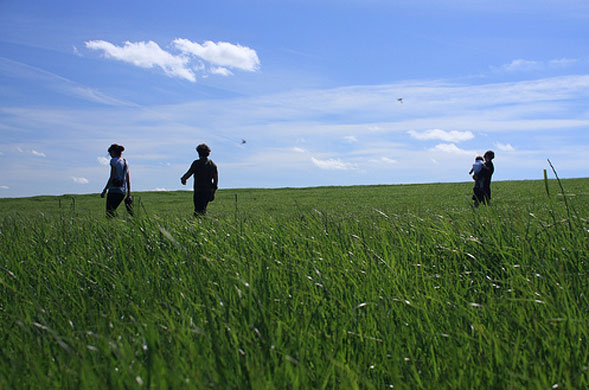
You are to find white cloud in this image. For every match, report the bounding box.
[0,185,9,189]
[72,176,89,184]
[408,129,474,142]
[429,143,472,155]
[173,39,260,72]
[292,147,306,153]
[498,58,577,73]
[97,156,110,165]
[16,147,23,153]
[500,59,541,72]
[85,40,196,82]
[548,58,577,67]
[496,142,515,152]
[380,157,397,164]
[31,150,46,157]
[154,187,168,191]
[344,135,358,143]
[210,67,233,76]
[311,157,357,170]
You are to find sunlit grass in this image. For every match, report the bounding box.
[1,179,588,389]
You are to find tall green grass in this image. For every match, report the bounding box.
[0,179,588,389]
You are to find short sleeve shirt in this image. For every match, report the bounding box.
[109,157,128,193]
[187,158,217,191]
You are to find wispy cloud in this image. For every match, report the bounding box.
[72,176,89,184]
[429,143,473,155]
[409,129,474,142]
[31,150,46,157]
[210,67,233,76]
[97,156,110,166]
[0,185,9,190]
[0,57,137,107]
[311,157,357,170]
[496,58,577,73]
[85,40,196,82]
[380,157,397,164]
[495,142,515,152]
[344,135,358,143]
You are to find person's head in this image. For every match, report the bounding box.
[484,150,495,162]
[196,143,211,158]
[108,144,125,158]
[475,155,484,162]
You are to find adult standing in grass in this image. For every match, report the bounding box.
[473,150,495,207]
[181,143,218,216]
[101,144,133,217]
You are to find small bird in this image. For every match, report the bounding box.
[397,98,403,104]
[241,139,247,144]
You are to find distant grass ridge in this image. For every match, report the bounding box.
[1,179,588,389]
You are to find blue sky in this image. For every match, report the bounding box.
[1,0,588,197]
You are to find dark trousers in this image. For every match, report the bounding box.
[106,192,133,217]
[472,187,490,207]
[193,189,211,215]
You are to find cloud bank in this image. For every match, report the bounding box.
[85,39,260,82]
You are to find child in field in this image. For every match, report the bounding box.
[469,155,484,179]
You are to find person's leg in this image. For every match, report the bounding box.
[194,190,209,216]
[106,192,124,217]
[124,195,134,216]
[473,187,484,207]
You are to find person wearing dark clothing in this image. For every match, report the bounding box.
[181,144,218,215]
[472,150,495,207]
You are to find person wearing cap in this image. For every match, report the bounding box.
[181,144,218,215]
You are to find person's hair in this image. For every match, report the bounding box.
[108,144,125,157]
[484,150,495,160]
[475,155,484,161]
[196,143,211,157]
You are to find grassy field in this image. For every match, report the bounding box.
[0,178,588,389]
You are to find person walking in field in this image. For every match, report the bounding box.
[181,143,218,216]
[472,150,495,207]
[101,144,133,217]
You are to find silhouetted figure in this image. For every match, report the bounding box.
[181,144,218,216]
[472,150,495,207]
[101,144,133,217]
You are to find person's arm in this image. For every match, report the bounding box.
[180,164,194,185]
[126,169,131,198]
[212,165,218,191]
[101,165,115,198]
